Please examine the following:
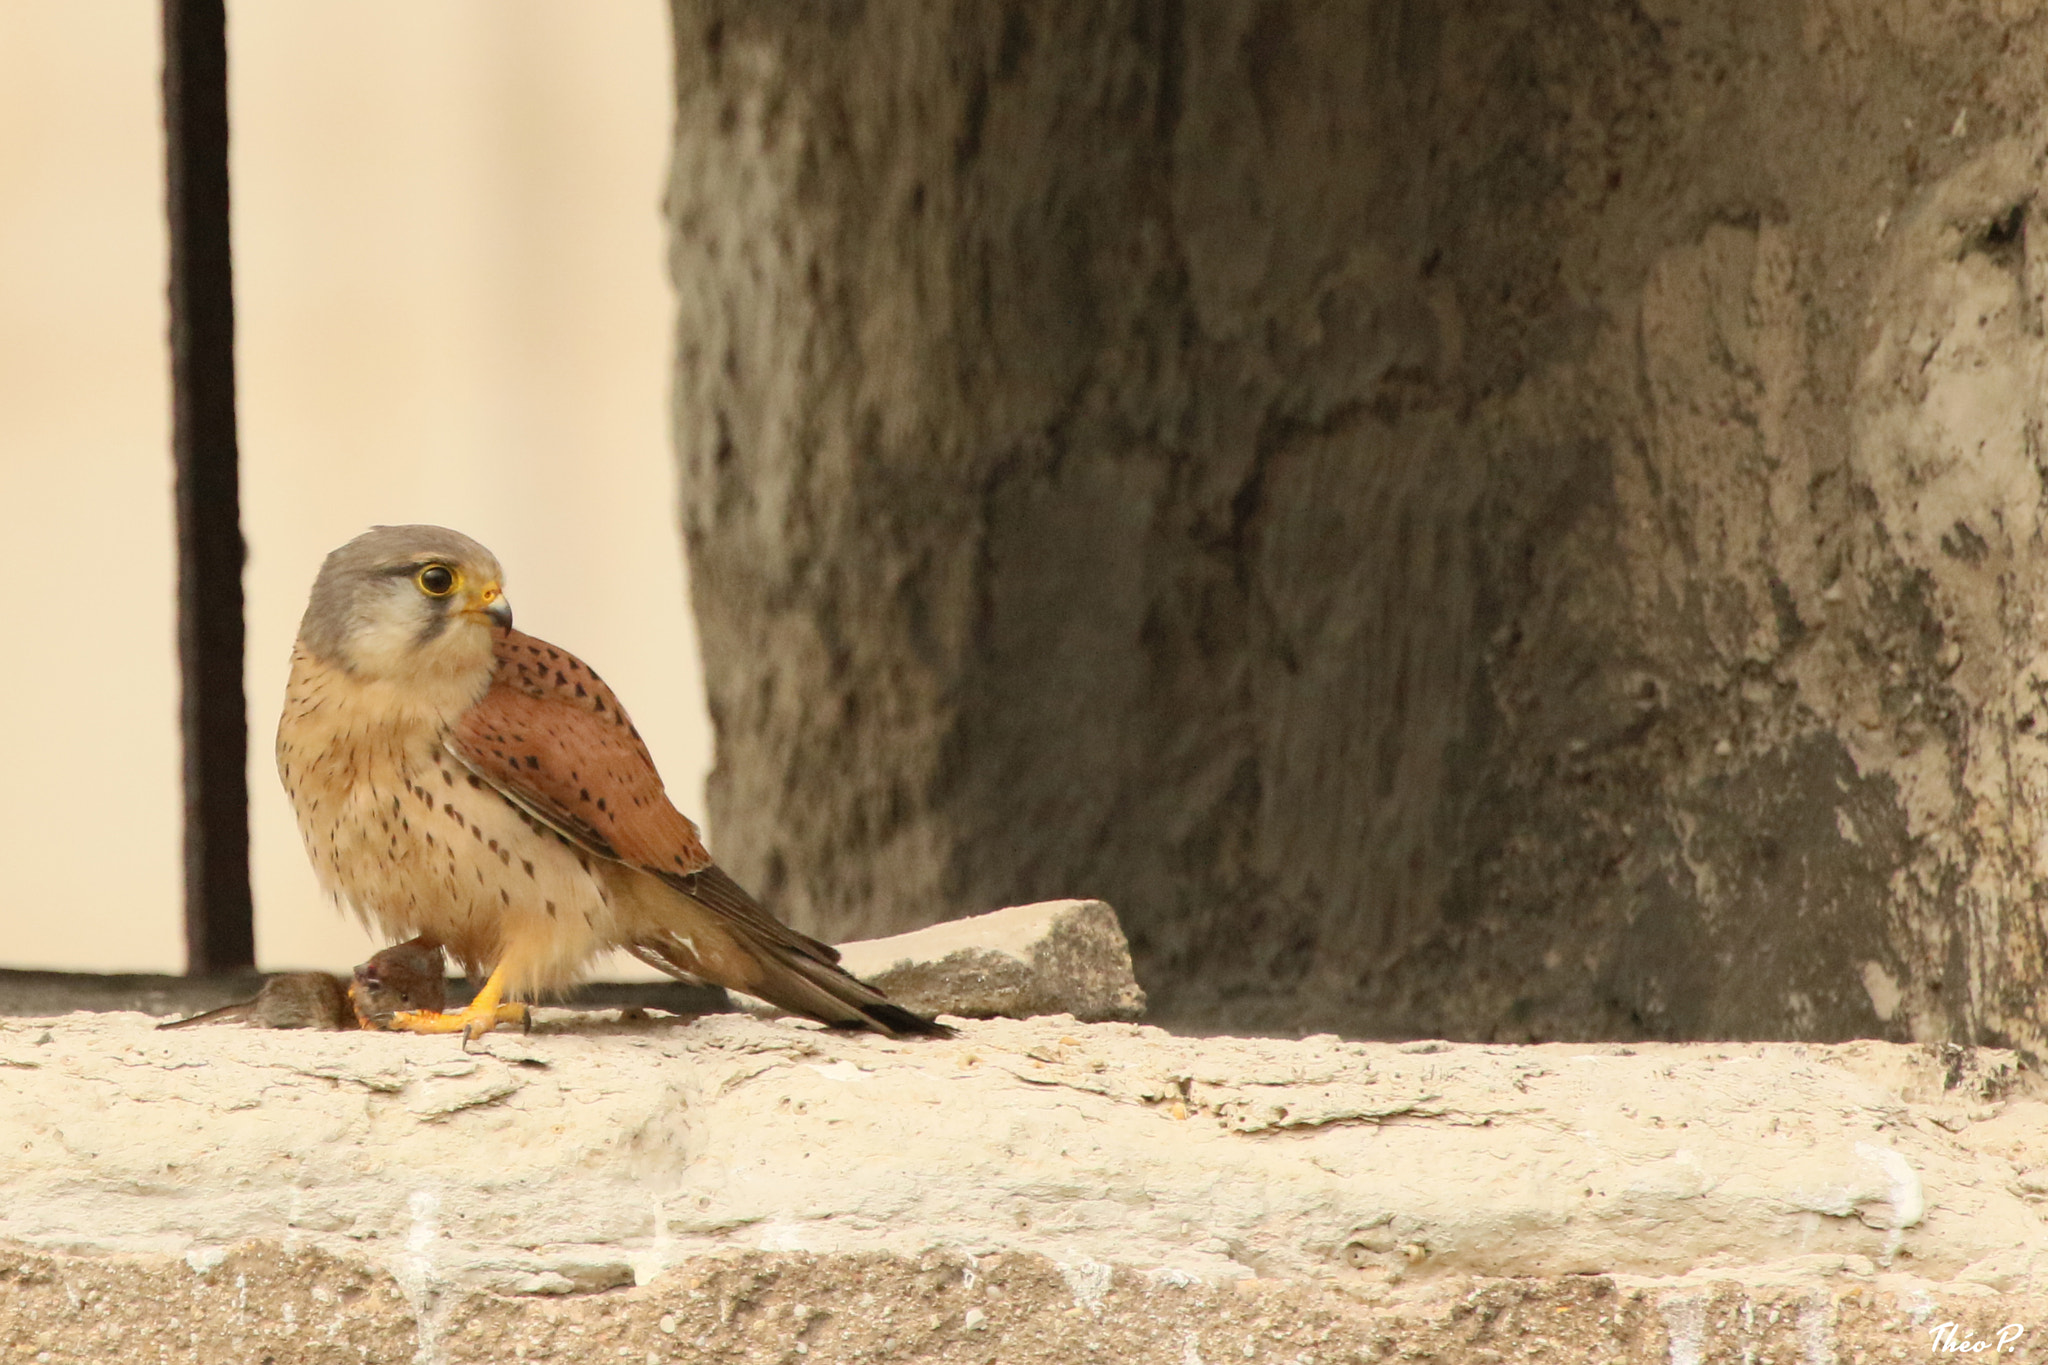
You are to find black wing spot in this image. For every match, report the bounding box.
[525,755,540,770]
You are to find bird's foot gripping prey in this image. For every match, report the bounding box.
[352,931,526,1040]
[278,524,951,1043]
[349,935,453,1029]
[388,984,530,1042]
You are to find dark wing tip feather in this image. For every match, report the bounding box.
[852,1001,956,1038]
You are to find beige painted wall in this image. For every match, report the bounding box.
[0,3,708,974]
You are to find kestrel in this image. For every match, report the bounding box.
[276,525,946,1040]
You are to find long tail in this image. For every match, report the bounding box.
[629,933,951,1037]
[157,1000,256,1029]
[614,863,952,1038]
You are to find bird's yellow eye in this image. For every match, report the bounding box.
[416,564,458,597]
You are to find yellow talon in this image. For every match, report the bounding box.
[387,964,529,1041]
[389,1002,529,1040]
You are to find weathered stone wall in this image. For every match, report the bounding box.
[667,0,2048,1044]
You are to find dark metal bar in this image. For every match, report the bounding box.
[164,0,253,973]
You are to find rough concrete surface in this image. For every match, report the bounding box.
[4,1013,2048,1360]
[835,899,1146,1023]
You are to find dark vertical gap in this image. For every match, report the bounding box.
[164,0,253,973]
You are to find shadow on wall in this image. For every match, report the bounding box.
[664,0,2048,1046]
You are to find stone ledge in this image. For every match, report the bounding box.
[1,1013,2044,1360]
[0,968,730,1021]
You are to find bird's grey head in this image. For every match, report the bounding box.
[297,525,512,681]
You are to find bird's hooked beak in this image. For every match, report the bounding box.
[468,582,513,631]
